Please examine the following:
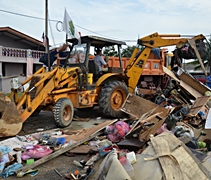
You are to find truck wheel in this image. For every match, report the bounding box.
[99,81,128,117]
[53,98,74,127]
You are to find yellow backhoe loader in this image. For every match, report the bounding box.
[0,32,206,137]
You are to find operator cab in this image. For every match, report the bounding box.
[66,36,126,84]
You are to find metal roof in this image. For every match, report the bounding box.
[68,35,126,48]
[0,27,45,51]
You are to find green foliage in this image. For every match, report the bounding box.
[103,46,118,57]
[102,45,143,58]
[121,45,137,57]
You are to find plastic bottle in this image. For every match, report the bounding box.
[73,160,83,167]
[16,151,22,164]
[119,156,134,178]
[126,151,137,165]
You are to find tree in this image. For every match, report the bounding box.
[121,45,137,57]
[103,44,143,58]
[103,45,118,57]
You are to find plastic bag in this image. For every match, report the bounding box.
[0,154,10,174]
[106,121,130,143]
[21,145,53,160]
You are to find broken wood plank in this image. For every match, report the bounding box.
[163,66,206,98]
[15,131,103,174]
[179,81,202,98]
[126,107,159,136]
[64,119,117,142]
[69,145,98,154]
[187,96,210,117]
[141,112,163,124]
[162,66,180,82]
[121,93,169,120]
[138,119,165,142]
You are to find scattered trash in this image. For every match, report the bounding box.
[0,163,23,178]
[126,151,137,165]
[54,169,63,178]
[73,160,83,168]
[21,145,53,160]
[1,65,211,179]
[16,169,38,178]
[106,121,130,143]
[36,128,44,132]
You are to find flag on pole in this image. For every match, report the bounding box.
[41,32,46,47]
[62,8,80,42]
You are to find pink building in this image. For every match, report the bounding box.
[0,27,45,92]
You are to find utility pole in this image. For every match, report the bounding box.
[45,0,50,70]
[209,55,211,75]
[209,40,211,75]
[45,0,48,53]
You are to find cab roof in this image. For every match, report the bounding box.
[67,35,126,48]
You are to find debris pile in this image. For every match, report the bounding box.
[1,67,211,179]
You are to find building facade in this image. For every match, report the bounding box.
[0,27,45,92]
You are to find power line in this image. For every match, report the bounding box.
[0,9,49,21]
[0,9,210,44]
[74,24,121,40]
[0,8,134,42]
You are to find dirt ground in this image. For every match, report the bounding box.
[0,107,111,180]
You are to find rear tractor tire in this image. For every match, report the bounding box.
[53,98,74,128]
[99,81,128,118]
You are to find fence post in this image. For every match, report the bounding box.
[0,75,2,92]
[0,46,2,56]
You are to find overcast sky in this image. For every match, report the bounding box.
[0,0,211,50]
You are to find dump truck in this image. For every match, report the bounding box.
[0,32,206,137]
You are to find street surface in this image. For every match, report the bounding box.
[1,107,110,180]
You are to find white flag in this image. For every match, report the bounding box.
[63,9,80,41]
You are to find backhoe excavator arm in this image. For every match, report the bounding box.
[125,32,206,93]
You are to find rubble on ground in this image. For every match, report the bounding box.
[1,67,211,179]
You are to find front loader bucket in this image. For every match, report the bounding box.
[0,94,22,137]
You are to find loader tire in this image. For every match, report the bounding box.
[53,98,74,128]
[31,109,41,117]
[99,81,128,117]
